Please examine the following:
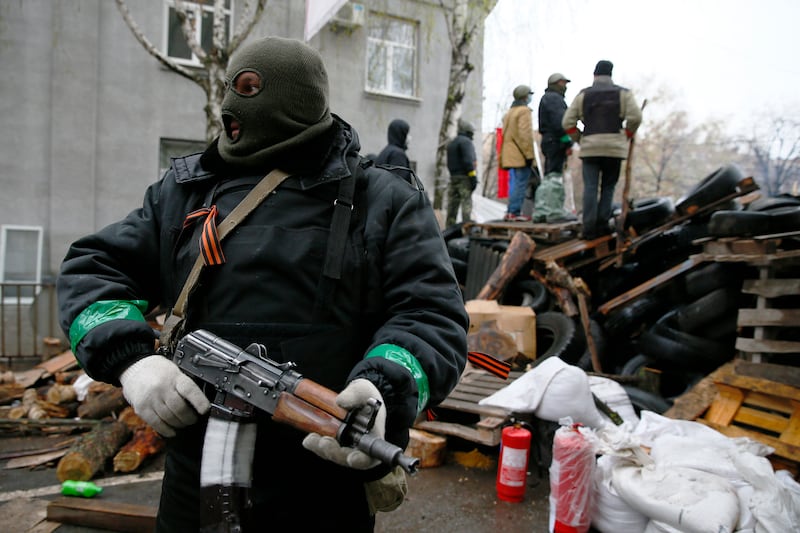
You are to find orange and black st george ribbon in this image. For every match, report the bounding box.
[467,351,511,380]
[183,205,226,266]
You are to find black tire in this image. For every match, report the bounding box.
[682,262,744,300]
[441,222,465,242]
[501,279,550,313]
[622,386,671,415]
[674,287,741,333]
[675,164,744,216]
[638,324,729,372]
[534,311,586,365]
[708,210,773,237]
[745,194,800,212]
[768,205,800,233]
[447,236,471,262]
[620,353,656,376]
[602,294,666,339]
[625,197,675,233]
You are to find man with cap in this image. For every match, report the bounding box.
[375,118,412,181]
[445,118,479,227]
[562,60,642,240]
[57,37,468,531]
[538,73,572,176]
[499,84,536,222]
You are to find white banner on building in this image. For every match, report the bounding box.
[305,0,348,41]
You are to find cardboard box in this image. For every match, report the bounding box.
[464,299,536,358]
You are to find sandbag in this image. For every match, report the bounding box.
[479,358,605,427]
[612,462,739,533]
[592,454,649,533]
[533,172,568,222]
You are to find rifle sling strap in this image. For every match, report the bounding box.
[172,168,290,319]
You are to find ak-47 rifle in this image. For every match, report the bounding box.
[173,329,419,474]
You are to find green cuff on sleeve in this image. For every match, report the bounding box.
[69,300,148,353]
[366,344,430,415]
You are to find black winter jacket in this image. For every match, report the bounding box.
[446,131,477,177]
[375,119,411,168]
[57,116,467,441]
[538,88,568,140]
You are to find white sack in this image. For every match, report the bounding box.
[591,454,649,533]
[478,357,605,427]
[612,461,739,533]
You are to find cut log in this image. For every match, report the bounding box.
[0,383,26,405]
[476,231,536,300]
[77,387,127,420]
[113,424,165,473]
[56,421,131,482]
[46,383,77,404]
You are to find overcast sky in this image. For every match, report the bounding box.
[482,0,800,135]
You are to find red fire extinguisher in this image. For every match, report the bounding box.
[496,420,532,503]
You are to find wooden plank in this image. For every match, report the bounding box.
[716,373,800,402]
[741,390,794,415]
[704,384,744,425]
[735,360,800,388]
[742,278,800,297]
[735,406,788,434]
[533,235,614,263]
[46,497,156,533]
[436,397,509,418]
[700,420,800,462]
[414,419,503,447]
[783,403,800,445]
[736,337,800,354]
[737,308,800,327]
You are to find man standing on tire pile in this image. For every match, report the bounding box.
[500,84,538,222]
[56,37,468,532]
[562,60,642,240]
[445,118,479,227]
[538,72,573,176]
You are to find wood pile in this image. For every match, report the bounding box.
[0,351,165,482]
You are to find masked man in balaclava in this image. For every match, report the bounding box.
[57,37,467,532]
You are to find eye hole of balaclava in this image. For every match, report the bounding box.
[230,70,263,97]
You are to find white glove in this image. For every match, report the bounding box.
[302,378,386,470]
[118,355,211,438]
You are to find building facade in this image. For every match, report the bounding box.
[0,0,485,355]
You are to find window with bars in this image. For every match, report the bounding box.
[0,226,43,305]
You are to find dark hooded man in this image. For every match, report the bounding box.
[57,37,467,532]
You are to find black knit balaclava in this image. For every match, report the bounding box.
[218,37,333,169]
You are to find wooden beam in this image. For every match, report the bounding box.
[46,497,156,533]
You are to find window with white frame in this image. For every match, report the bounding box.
[366,14,418,98]
[164,0,232,66]
[0,226,43,305]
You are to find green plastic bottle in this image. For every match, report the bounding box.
[61,480,103,498]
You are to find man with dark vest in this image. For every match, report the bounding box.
[562,60,642,240]
[57,37,467,531]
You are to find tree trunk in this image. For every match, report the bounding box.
[113,425,165,473]
[56,421,132,482]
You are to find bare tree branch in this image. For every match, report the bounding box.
[114,0,200,83]
[229,0,267,52]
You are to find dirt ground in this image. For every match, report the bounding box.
[0,440,551,532]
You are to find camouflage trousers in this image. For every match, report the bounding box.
[446,174,474,227]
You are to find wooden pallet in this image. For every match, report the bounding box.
[464,220,580,244]
[700,372,800,472]
[736,277,800,361]
[415,369,522,446]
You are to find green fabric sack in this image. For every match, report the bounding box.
[533,172,568,223]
